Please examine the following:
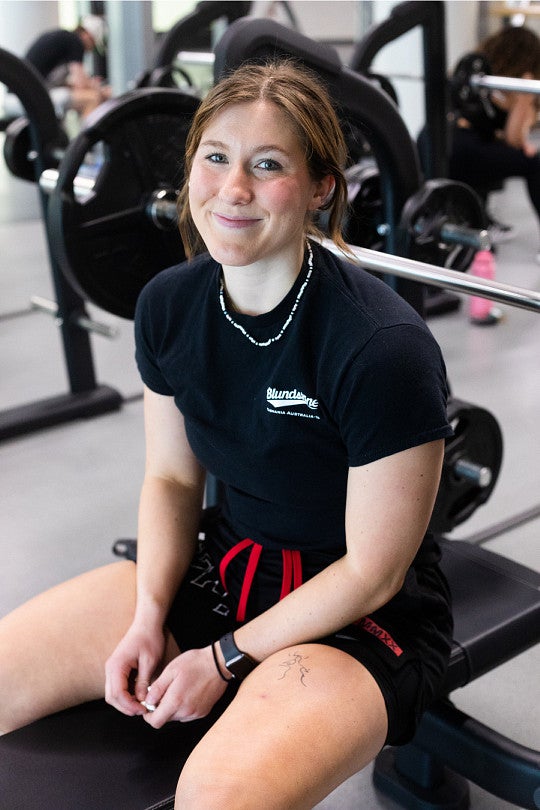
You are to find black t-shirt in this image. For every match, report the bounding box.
[135,241,452,557]
[25,29,84,80]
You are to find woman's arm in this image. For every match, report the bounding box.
[105,386,206,715]
[233,439,445,661]
[67,61,91,89]
[502,75,538,153]
[135,386,206,622]
[143,438,445,728]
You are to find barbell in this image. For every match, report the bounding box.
[469,73,540,96]
[40,163,540,316]
[35,89,498,320]
[451,52,540,132]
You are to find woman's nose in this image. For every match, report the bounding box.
[218,165,253,204]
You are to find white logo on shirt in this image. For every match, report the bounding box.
[266,387,320,419]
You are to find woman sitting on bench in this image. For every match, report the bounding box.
[0,60,454,809]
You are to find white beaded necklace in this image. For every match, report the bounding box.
[218,242,314,347]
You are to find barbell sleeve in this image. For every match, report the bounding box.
[146,189,179,230]
[439,223,491,252]
[470,73,540,96]
[453,459,492,489]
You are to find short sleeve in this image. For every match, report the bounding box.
[338,324,452,466]
[134,282,175,396]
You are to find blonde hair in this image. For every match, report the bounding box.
[177,60,349,258]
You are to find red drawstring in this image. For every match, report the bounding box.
[219,538,262,622]
[219,539,303,622]
[280,549,302,599]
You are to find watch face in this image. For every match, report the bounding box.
[220,633,257,680]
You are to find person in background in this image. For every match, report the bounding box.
[24,14,110,118]
[0,60,454,809]
[448,25,540,255]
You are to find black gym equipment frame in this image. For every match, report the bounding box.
[0,48,122,440]
[153,0,252,70]
[350,0,449,181]
[350,0,466,319]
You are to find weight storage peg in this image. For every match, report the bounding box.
[30,295,119,339]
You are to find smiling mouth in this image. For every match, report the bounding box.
[213,213,262,229]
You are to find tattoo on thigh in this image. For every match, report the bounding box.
[277,651,310,686]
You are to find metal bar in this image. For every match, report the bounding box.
[40,168,95,201]
[462,503,540,545]
[31,295,119,338]
[321,238,540,313]
[470,73,540,95]
[30,295,60,318]
[74,315,119,340]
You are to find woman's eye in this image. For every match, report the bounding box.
[256,158,281,171]
[206,153,227,164]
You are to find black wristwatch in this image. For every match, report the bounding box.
[218,632,258,681]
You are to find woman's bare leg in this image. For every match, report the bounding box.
[0,561,176,733]
[175,643,388,810]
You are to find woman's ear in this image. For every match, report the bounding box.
[309,175,336,210]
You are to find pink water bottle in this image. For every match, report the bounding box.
[469,250,500,324]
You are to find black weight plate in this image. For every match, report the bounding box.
[48,88,199,320]
[430,398,503,534]
[342,162,383,250]
[400,178,487,272]
[450,52,497,136]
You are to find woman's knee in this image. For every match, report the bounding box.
[174,644,388,810]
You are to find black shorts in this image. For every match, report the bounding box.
[165,511,453,747]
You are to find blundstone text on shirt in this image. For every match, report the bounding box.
[266,388,318,409]
[266,388,320,419]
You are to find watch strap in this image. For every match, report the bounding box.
[218,632,258,681]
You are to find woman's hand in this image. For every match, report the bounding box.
[105,622,166,716]
[141,646,229,728]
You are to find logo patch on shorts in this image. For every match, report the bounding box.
[356,616,403,656]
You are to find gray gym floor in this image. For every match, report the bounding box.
[0,142,538,808]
